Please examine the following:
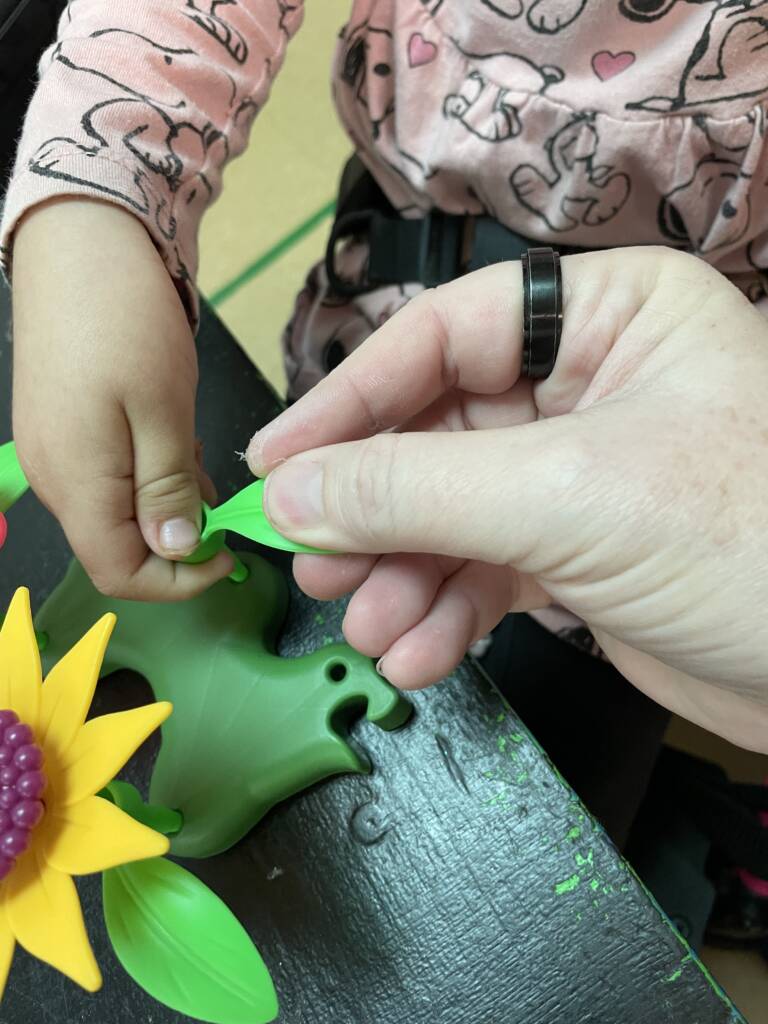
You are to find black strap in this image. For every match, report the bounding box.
[325,156,585,297]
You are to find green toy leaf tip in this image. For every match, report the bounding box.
[103,856,279,1024]
[201,480,328,555]
[102,780,183,836]
[0,442,29,514]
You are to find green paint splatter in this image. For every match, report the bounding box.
[516,771,529,784]
[497,737,507,753]
[566,826,582,842]
[496,713,506,723]
[554,874,580,896]
[575,850,594,868]
[314,612,325,626]
[510,732,524,744]
[484,793,511,808]
[663,955,693,984]
[322,635,334,646]
[590,879,600,892]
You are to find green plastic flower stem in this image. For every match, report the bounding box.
[227,553,250,582]
[0,441,29,514]
[101,780,183,836]
[184,525,226,565]
[182,522,249,583]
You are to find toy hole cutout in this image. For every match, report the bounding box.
[326,662,348,683]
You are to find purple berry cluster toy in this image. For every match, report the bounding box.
[0,709,46,879]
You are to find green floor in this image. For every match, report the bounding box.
[197,0,351,395]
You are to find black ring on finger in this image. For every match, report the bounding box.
[521,247,563,379]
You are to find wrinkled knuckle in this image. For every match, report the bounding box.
[135,469,199,512]
[337,436,400,544]
[649,246,716,291]
[538,420,599,501]
[411,289,457,387]
[89,569,130,600]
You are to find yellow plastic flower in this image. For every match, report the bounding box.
[0,588,172,997]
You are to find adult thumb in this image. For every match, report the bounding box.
[262,419,588,568]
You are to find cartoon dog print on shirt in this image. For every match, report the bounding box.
[184,0,249,64]
[341,20,396,141]
[692,106,766,157]
[428,0,590,33]
[283,255,419,399]
[444,71,524,141]
[450,46,565,94]
[30,98,228,238]
[509,113,631,230]
[526,0,589,33]
[658,155,752,253]
[626,0,768,113]
[443,45,563,143]
[24,29,240,277]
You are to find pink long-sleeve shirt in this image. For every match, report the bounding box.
[3,0,767,317]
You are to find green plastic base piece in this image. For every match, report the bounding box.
[35,553,411,858]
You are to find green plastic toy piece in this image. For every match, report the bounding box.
[103,855,278,1024]
[102,779,183,836]
[183,523,250,583]
[36,552,411,858]
[196,480,325,556]
[0,442,28,513]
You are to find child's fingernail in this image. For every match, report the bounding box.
[375,657,388,678]
[159,517,200,555]
[264,461,324,530]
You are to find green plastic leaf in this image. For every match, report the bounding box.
[201,480,326,555]
[103,856,278,1024]
[0,442,29,514]
[101,779,182,836]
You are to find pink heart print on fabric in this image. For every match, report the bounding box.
[591,51,635,81]
[408,32,438,68]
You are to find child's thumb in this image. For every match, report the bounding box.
[133,426,205,561]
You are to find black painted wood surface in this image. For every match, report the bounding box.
[0,289,746,1023]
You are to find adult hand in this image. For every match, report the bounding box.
[248,248,768,753]
[12,198,232,600]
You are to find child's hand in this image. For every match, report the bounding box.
[11,199,232,600]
